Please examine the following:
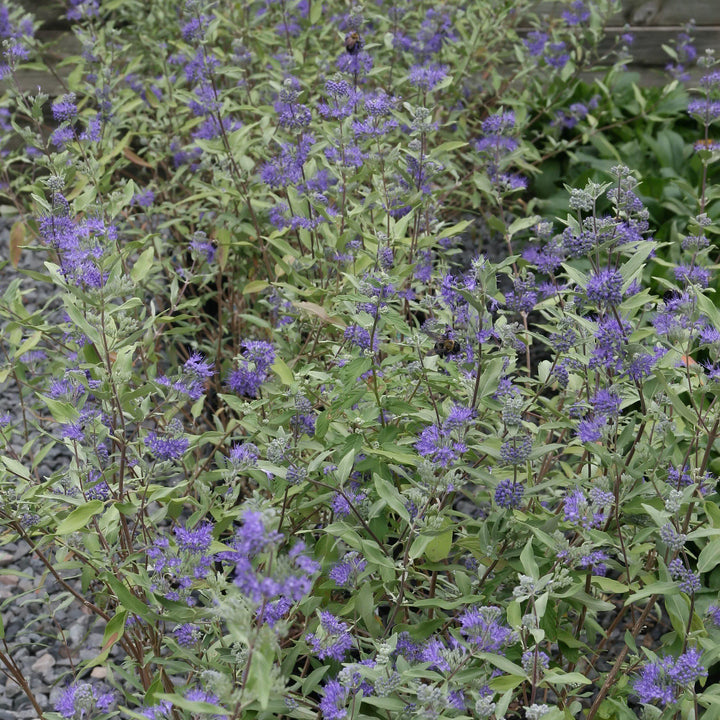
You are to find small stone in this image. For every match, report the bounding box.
[12,540,30,561]
[0,574,19,587]
[30,653,55,674]
[5,679,22,698]
[0,551,13,566]
[91,666,107,679]
[18,578,35,592]
[67,614,89,646]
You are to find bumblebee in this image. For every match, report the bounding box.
[427,332,461,357]
[344,31,363,55]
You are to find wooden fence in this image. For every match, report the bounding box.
[6,0,720,93]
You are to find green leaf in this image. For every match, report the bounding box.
[355,580,378,636]
[490,674,525,692]
[336,448,355,484]
[157,695,229,716]
[479,652,525,676]
[626,581,677,604]
[102,609,127,649]
[245,635,275,709]
[39,395,79,424]
[56,500,104,534]
[374,475,410,523]
[698,540,720,573]
[243,279,269,294]
[271,357,294,385]
[508,214,541,238]
[424,525,453,563]
[130,246,154,283]
[435,140,468,153]
[302,665,330,696]
[520,537,539,580]
[591,576,630,593]
[545,670,592,686]
[104,574,153,618]
[14,330,42,359]
[84,609,127,668]
[474,357,505,401]
[1,455,31,481]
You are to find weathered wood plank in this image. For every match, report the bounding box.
[603,25,720,65]
[621,0,720,26]
[18,0,720,28]
[538,0,719,26]
[4,0,714,98]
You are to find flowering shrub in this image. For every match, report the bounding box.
[1,0,720,719]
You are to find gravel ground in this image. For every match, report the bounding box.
[0,215,112,719]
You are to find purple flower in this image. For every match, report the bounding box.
[458,606,515,653]
[62,423,85,442]
[577,415,606,443]
[395,631,424,662]
[394,6,456,60]
[51,125,75,149]
[668,464,693,488]
[660,523,686,551]
[586,268,623,306]
[669,558,701,594]
[408,61,448,91]
[307,612,354,661]
[499,433,532,466]
[563,488,606,529]
[590,315,630,372]
[157,352,213,401]
[331,486,366,517]
[421,637,454,672]
[261,133,314,188]
[319,680,349,720]
[544,42,569,69]
[445,404,474,429]
[591,389,621,417]
[560,227,593,258]
[634,649,706,707]
[67,0,99,21]
[52,93,78,122]
[416,423,467,467]
[173,623,199,647]
[344,324,377,352]
[275,78,312,129]
[578,550,609,576]
[495,479,524,509]
[228,442,259,467]
[562,1,590,25]
[522,648,550,674]
[329,551,367,588]
[140,700,173,720]
[174,521,213,554]
[145,431,189,461]
[55,682,114,718]
[524,30,547,57]
[707,605,720,627]
[352,91,398,137]
[227,340,275,398]
[318,77,360,119]
[216,510,317,624]
[505,274,537,313]
[674,263,711,287]
[625,347,667,381]
[184,352,213,379]
[132,188,155,208]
